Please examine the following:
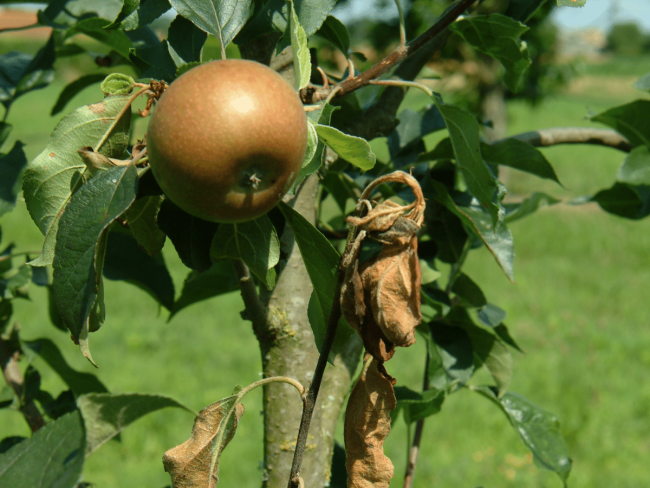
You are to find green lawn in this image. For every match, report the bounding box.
[1,56,650,488]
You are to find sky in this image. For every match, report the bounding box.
[333,0,650,33]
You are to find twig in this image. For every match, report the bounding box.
[300,0,476,103]
[403,353,430,488]
[0,335,45,433]
[503,128,632,153]
[232,260,268,336]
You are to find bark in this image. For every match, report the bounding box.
[254,176,361,488]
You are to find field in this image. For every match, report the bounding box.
[1,35,649,488]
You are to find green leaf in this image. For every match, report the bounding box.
[0,263,31,300]
[0,411,85,488]
[633,72,650,92]
[23,94,132,267]
[124,194,166,256]
[171,261,239,318]
[315,125,376,171]
[504,0,547,21]
[432,181,514,281]
[157,199,217,272]
[0,35,55,108]
[78,392,192,456]
[65,18,133,58]
[429,321,475,387]
[290,0,311,90]
[476,303,507,328]
[388,105,446,164]
[210,215,279,290]
[482,139,561,185]
[451,272,486,308]
[451,14,531,92]
[278,202,355,358]
[494,324,524,353]
[464,322,512,396]
[592,182,650,220]
[103,229,175,310]
[504,192,560,223]
[435,103,501,225]
[0,142,27,219]
[295,0,336,36]
[100,73,136,96]
[0,122,11,150]
[23,339,109,396]
[474,386,572,485]
[52,165,138,341]
[51,74,106,116]
[617,145,650,186]
[591,100,650,148]
[393,386,445,424]
[106,0,172,30]
[557,0,585,6]
[169,0,252,48]
[315,15,350,54]
[168,14,208,67]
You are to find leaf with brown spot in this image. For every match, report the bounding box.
[344,355,396,488]
[163,397,245,488]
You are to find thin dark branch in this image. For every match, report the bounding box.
[300,0,476,104]
[403,350,430,488]
[0,335,45,433]
[503,128,632,153]
[287,271,344,488]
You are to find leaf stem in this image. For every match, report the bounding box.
[94,86,149,152]
[369,79,435,99]
[403,350,430,488]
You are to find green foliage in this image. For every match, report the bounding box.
[606,21,649,57]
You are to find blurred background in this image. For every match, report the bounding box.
[1,1,649,487]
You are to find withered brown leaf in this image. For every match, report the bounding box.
[361,236,422,348]
[344,355,396,488]
[163,398,245,488]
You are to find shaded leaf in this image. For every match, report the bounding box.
[591,100,650,148]
[393,386,444,423]
[52,165,138,340]
[79,392,192,456]
[474,386,572,485]
[557,0,585,6]
[0,142,27,219]
[315,125,376,171]
[279,202,355,357]
[168,14,208,67]
[0,264,31,300]
[388,105,445,166]
[617,145,650,186]
[592,182,650,220]
[65,18,133,58]
[505,0,547,21]
[171,261,239,318]
[124,194,166,256]
[477,303,507,328]
[169,0,252,48]
[103,229,175,310]
[482,139,561,185]
[435,103,501,225]
[451,14,531,92]
[23,339,108,396]
[0,35,55,108]
[0,411,85,487]
[429,322,474,387]
[163,396,244,488]
[451,272,486,308]
[504,192,560,224]
[210,215,279,290]
[51,74,106,116]
[494,323,524,353]
[432,182,514,281]
[107,0,172,30]
[23,94,132,267]
[315,15,350,54]
[130,40,177,81]
[0,122,11,150]
[157,198,218,272]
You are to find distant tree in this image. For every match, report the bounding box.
[607,21,647,56]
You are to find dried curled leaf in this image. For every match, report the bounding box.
[163,398,245,488]
[344,355,396,488]
[361,236,422,347]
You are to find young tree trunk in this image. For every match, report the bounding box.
[249,176,361,488]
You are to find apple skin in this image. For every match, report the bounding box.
[147,59,308,223]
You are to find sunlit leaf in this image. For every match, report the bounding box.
[315,125,376,171]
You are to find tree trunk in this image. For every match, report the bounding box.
[253,176,361,487]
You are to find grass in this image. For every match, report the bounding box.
[1,54,650,488]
